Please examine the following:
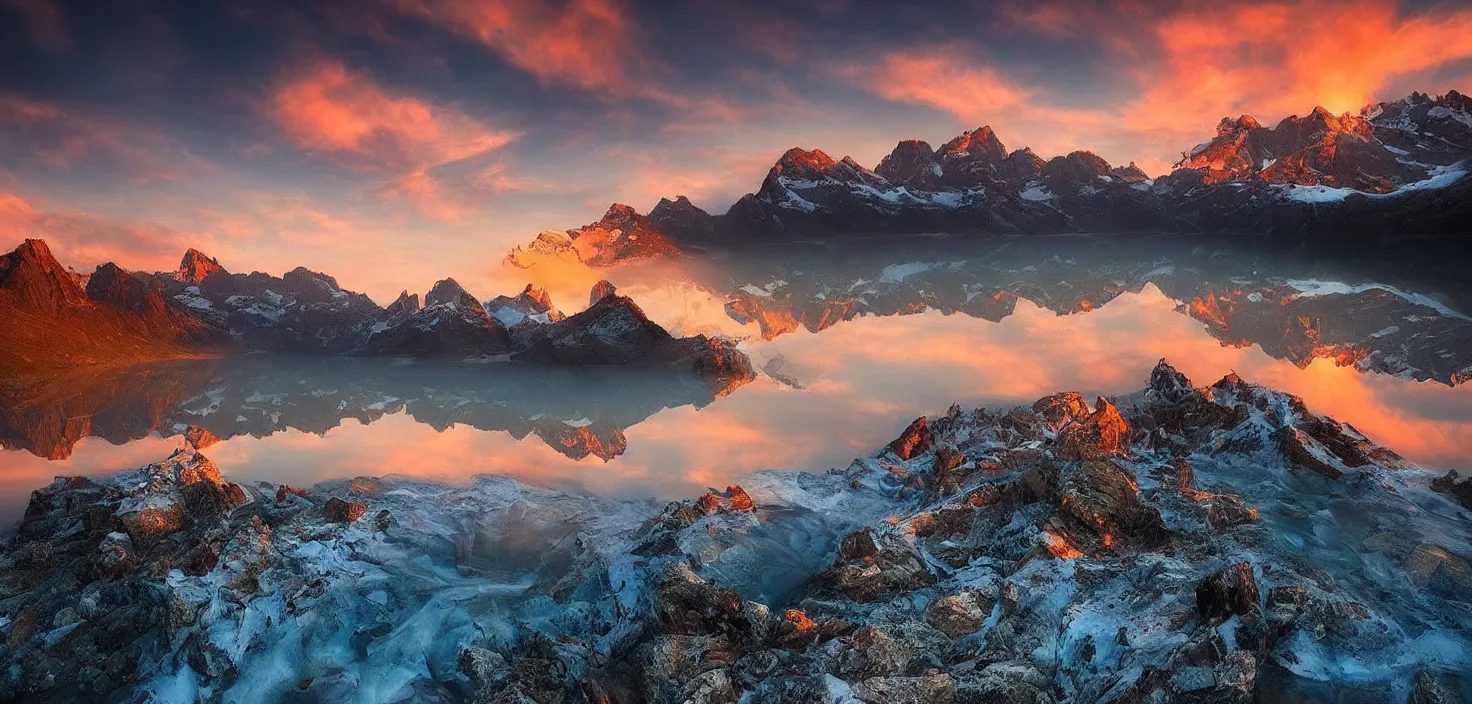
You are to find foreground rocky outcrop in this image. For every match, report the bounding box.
[3,361,1467,702]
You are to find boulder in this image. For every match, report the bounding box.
[323,498,367,523]
[696,485,756,514]
[1057,397,1131,460]
[1196,563,1260,624]
[889,416,934,460]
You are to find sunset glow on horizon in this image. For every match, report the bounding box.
[3,0,1471,301]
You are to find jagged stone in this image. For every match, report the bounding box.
[696,485,755,514]
[589,280,618,306]
[889,416,934,460]
[322,497,367,523]
[1057,397,1131,460]
[1196,563,1260,624]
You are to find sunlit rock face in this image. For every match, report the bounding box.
[1172,107,1426,192]
[1,241,755,387]
[0,240,225,372]
[3,361,1466,702]
[500,90,1472,252]
[172,249,225,285]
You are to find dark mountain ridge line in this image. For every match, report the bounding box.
[506,89,1472,267]
[0,240,756,392]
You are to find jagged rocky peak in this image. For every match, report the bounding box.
[648,195,716,243]
[771,147,838,180]
[1042,150,1117,192]
[939,125,1007,163]
[590,202,641,230]
[999,147,1046,183]
[385,290,420,317]
[1173,98,1429,192]
[174,248,224,284]
[564,202,682,266]
[518,283,554,311]
[424,277,481,311]
[281,266,344,299]
[0,238,90,312]
[1111,162,1150,183]
[875,139,941,188]
[589,280,617,306]
[85,262,143,303]
[485,283,564,326]
[1216,114,1263,137]
[1274,106,1375,142]
[1365,88,1472,165]
[650,195,705,218]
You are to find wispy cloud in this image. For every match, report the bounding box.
[387,0,641,94]
[268,58,519,220]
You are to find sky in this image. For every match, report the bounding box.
[2,0,1471,303]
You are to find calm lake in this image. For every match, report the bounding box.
[5,235,1471,533]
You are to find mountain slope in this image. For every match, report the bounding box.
[1,241,754,384]
[0,241,220,375]
[503,89,1472,263]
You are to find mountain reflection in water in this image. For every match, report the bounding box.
[4,235,1472,533]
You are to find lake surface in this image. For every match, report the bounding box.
[5,234,1472,533]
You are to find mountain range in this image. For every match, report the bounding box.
[507,90,1472,268]
[0,240,754,393]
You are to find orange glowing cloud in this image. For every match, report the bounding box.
[1118,0,1472,157]
[852,0,1472,175]
[270,59,516,169]
[268,59,519,221]
[389,0,639,94]
[0,190,204,274]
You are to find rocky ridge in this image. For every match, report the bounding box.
[3,361,1467,702]
[506,90,1472,265]
[0,242,753,384]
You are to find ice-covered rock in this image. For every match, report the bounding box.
[3,361,1468,702]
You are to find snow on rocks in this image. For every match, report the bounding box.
[3,360,1470,702]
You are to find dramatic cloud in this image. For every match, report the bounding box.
[269,59,519,220]
[270,59,515,170]
[840,47,1115,165]
[852,0,1472,174]
[1116,0,1472,158]
[388,0,640,94]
